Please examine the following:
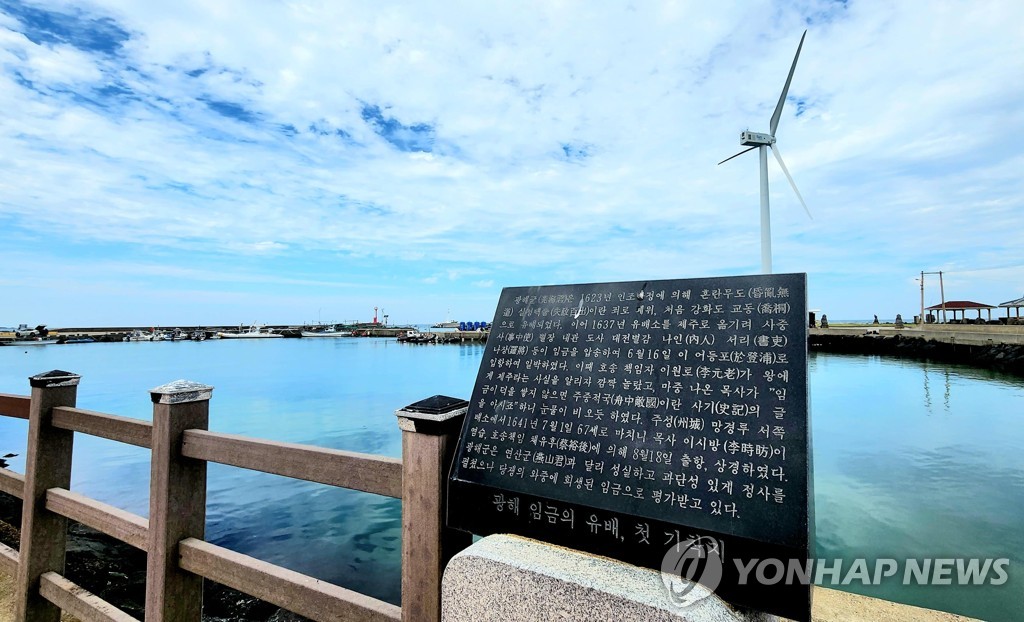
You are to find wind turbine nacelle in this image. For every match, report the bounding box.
[740,131,775,146]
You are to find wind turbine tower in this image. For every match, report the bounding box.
[719,30,812,274]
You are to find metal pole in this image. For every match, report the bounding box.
[939,271,947,323]
[920,271,925,325]
[759,145,771,274]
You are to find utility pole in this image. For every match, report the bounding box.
[921,271,948,324]
[939,271,946,323]
[920,271,925,325]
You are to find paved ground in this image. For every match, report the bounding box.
[0,570,77,622]
[813,323,1024,346]
[809,587,980,622]
[0,568,981,622]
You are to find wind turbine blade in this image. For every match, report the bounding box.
[717,146,757,165]
[771,145,812,219]
[769,30,807,136]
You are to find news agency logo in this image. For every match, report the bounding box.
[659,542,1011,610]
[659,536,724,608]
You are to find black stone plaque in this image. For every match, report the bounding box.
[448,274,813,621]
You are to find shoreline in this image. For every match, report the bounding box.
[0,325,490,344]
[809,326,1024,377]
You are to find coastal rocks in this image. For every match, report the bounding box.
[808,333,1024,377]
[0,493,310,621]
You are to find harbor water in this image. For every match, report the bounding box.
[0,339,1021,620]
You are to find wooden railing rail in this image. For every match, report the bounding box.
[0,468,25,499]
[0,542,18,575]
[179,538,401,622]
[39,571,140,622]
[0,371,466,622]
[0,393,30,419]
[44,488,148,551]
[181,429,403,498]
[51,406,152,449]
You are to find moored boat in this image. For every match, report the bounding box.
[167,328,189,341]
[431,310,459,329]
[397,330,437,344]
[1,338,58,346]
[125,329,163,342]
[300,325,353,337]
[60,337,95,344]
[217,325,283,339]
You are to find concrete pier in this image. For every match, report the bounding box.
[811,324,1024,346]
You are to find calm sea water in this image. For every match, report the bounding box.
[0,340,1021,620]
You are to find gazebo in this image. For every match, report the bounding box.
[998,295,1024,323]
[925,300,996,323]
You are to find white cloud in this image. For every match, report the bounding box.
[1,1,1022,323]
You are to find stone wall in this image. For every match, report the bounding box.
[808,332,1024,377]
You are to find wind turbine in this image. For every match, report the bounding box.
[719,30,812,274]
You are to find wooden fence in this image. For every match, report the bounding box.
[0,370,470,622]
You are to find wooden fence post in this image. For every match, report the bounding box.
[145,380,213,622]
[395,397,473,622]
[15,370,80,622]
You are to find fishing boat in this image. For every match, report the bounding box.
[1,337,58,346]
[431,310,459,329]
[217,325,283,339]
[60,337,95,344]
[300,325,352,338]
[397,330,437,344]
[167,328,189,341]
[125,329,163,342]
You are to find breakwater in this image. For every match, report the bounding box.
[809,329,1024,377]
[0,325,489,344]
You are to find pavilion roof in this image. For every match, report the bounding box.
[999,295,1024,308]
[925,300,995,310]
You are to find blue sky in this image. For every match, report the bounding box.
[1,1,1022,327]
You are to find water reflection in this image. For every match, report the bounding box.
[810,352,1024,621]
[921,361,953,414]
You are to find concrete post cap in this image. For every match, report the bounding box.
[150,380,214,404]
[395,395,468,432]
[29,370,81,388]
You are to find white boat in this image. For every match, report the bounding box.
[217,325,283,339]
[167,328,189,341]
[431,310,459,329]
[300,325,352,338]
[1,338,58,346]
[397,330,437,343]
[125,329,162,342]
